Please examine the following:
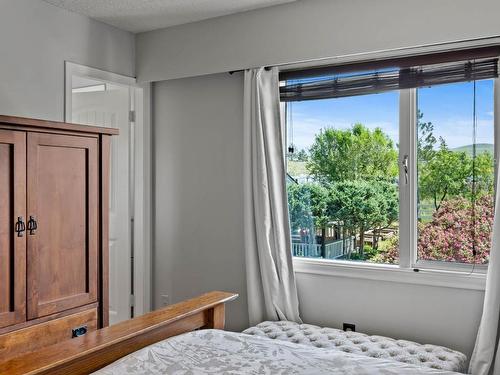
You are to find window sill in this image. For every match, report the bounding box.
[293,257,486,291]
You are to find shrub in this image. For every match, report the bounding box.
[417,195,493,264]
[371,236,399,264]
[373,195,493,264]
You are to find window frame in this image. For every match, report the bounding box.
[286,61,499,288]
[403,86,491,275]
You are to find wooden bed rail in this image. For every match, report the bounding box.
[0,291,238,375]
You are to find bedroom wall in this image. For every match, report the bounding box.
[153,73,249,331]
[0,0,135,122]
[153,72,484,355]
[137,0,500,82]
[147,0,500,358]
[296,273,484,357]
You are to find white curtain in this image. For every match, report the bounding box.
[469,169,500,375]
[243,67,302,325]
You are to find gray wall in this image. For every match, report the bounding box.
[147,0,500,358]
[137,0,500,82]
[153,72,484,355]
[296,273,483,357]
[0,0,135,122]
[154,73,248,331]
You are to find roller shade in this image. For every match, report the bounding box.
[280,58,499,102]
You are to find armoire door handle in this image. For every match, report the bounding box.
[27,216,37,235]
[15,216,25,237]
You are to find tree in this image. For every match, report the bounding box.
[419,139,494,211]
[371,180,399,249]
[304,124,399,257]
[416,110,494,213]
[328,180,398,257]
[472,151,495,197]
[417,110,437,164]
[287,183,330,256]
[307,124,398,184]
[288,147,308,162]
[419,140,470,211]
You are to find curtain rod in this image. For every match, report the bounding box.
[228,66,271,75]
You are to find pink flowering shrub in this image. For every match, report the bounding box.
[374,195,493,264]
[418,195,493,264]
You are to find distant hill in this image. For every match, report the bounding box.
[451,143,493,155]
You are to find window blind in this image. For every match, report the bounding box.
[280,58,499,102]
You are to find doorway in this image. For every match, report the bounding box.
[65,62,151,325]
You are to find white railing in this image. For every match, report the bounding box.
[292,243,321,257]
[292,237,355,259]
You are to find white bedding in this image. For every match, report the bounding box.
[244,321,466,372]
[93,330,462,375]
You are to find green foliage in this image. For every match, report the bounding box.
[307,124,398,184]
[417,110,437,164]
[287,147,308,162]
[328,180,398,252]
[419,141,470,210]
[370,236,399,264]
[374,195,494,264]
[328,180,389,232]
[473,151,495,196]
[346,245,381,261]
[419,140,494,211]
[288,111,494,264]
[287,182,330,233]
[362,245,380,260]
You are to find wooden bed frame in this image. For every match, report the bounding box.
[0,291,238,375]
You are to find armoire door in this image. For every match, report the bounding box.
[27,133,99,319]
[0,130,26,328]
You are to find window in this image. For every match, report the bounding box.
[283,51,497,273]
[416,80,495,266]
[286,91,400,264]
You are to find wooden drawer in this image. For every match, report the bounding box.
[0,307,97,361]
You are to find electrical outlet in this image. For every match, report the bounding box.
[160,294,170,306]
[343,323,356,332]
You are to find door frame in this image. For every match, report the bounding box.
[64,61,152,317]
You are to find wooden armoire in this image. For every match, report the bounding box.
[0,115,116,359]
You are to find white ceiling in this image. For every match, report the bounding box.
[43,0,297,33]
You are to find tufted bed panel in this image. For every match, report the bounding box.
[243,320,467,373]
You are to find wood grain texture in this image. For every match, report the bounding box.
[0,115,119,135]
[99,135,111,328]
[0,308,97,362]
[0,291,238,375]
[0,117,116,365]
[0,303,98,336]
[27,133,99,319]
[206,303,225,329]
[0,130,26,329]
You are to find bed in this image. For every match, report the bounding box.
[93,329,463,374]
[243,321,467,372]
[0,291,466,375]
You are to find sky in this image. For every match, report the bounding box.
[287,79,494,151]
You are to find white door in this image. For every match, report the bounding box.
[71,82,132,325]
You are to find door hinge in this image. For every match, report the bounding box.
[130,294,135,307]
[129,110,136,122]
